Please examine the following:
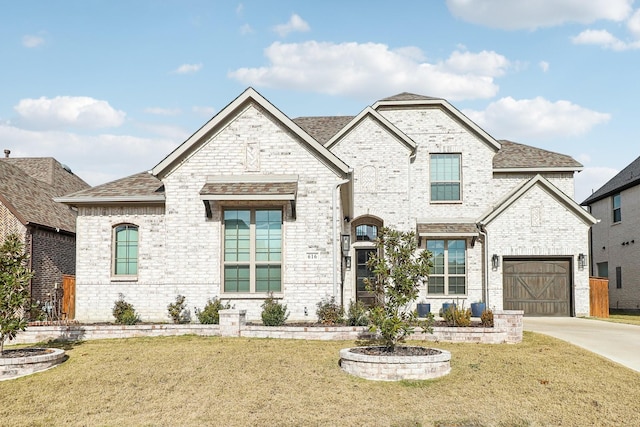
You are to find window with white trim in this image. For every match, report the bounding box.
[430,153,461,201]
[113,224,138,276]
[426,239,466,295]
[223,209,282,293]
[612,193,621,223]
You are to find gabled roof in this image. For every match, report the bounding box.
[0,158,90,233]
[372,93,502,152]
[494,140,583,171]
[581,155,640,205]
[478,174,596,227]
[56,172,164,205]
[292,116,354,145]
[151,87,350,179]
[324,107,417,153]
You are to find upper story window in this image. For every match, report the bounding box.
[430,154,461,201]
[355,224,378,241]
[612,193,621,223]
[113,224,138,276]
[223,208,282,293]
[426,239,466,295]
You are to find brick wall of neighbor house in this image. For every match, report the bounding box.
[29,228,76,307]
[74,206,167,322]
[486,185,591,315]
[589,184,640,310]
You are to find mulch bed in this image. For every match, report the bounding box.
[350,346,441,356]
[0,348,52,359]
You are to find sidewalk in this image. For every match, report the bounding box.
[523,317,640,373]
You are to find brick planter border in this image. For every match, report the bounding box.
[0,348,66,381]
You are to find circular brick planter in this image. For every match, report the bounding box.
[339,346,451,381]
[0,348,66,381]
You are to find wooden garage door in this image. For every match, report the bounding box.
[503,259,571,316]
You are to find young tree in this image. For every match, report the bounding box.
[0,234,34,354]
[365,227,433,351]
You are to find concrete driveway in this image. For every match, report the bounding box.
[523,317,640,373]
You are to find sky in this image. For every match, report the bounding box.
[1,0,639,203]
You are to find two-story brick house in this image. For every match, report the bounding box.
[582,155,640,311]
[58,88,596,322]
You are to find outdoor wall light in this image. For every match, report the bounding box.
[341,234,351,255]
[491,254,500,269]
[345,256,352,270]
[578,253,587,270]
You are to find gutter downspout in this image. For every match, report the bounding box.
[477,224,489,307]
[333,178,350,302]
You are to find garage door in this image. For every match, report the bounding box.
[503,259,571,316]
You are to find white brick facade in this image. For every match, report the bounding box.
[69,89,594,322]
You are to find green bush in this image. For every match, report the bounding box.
[261,294,289,326]
[481,309,494,327]
[316,296,344,325]
[443,304,471,327]
[346,300,369,326]
[112,294,140,325]
[195,298,230,324]
[167,294,189,324]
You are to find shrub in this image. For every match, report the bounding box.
[481,309,494,327]
[167,295,190,324]
[261,294,289,326]
[316,296,344,325]
[195,298,230,324]
[346,300,369,326]
[443,304,471,327]
[112,294,140,325]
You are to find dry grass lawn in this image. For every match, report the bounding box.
[596,310,640,326]
[1,332,639,426]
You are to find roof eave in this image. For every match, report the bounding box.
[494,167,583,173]
[54,195,166,205]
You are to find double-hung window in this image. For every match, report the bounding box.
[426,239,466,295]
[223,209,282,293]
[612,193,621,223]
[113,224,138,277]
[430,153,461,201]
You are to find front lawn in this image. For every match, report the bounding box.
[598,309,640,326]
[1,333,639,426]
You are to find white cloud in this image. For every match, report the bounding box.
[240,24,254,35]
[628,9,640,37]
[575,166,619,203]
[144,107,181,116]
[22,34,45,48]
[173,63,203,74]
[0,123,178,186]
[539,61,550,72]
[571,29,640,50]
[446,0,632,30]
[273,14,310,37]
[192,106,216,116]
[236,3,244,16]
[229,42,510,101]
[14,96,125,130]
[463,96,610,140]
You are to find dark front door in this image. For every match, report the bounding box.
[356,248,376,307]
[503,259,571,316]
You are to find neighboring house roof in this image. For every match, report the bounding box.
[478,174,597,227]
[0,158,90,233]
[581,155,640,205]
[494,140,583,172]
[292,116,355,145]
[56,172,165,205]
[151,87,351,179]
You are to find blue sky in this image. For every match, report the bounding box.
[2,0,639,202]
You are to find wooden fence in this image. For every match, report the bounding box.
[62,275,76,320]
[589,277,609,318]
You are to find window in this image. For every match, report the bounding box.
[616,266,622,289]
[612,193,621,223]
[426,239,466,295]
[597,262,608,278]
[355,224,378,241]
[113,224,138,276]
[430,154,461,201]
[223,209,282,293]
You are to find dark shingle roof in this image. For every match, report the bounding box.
[61,171,164,201]
[200,181,297,198]
[582,155,640,205]
[494,140,582,170]
[0,158,90,233]
[417,223,479,235]
[379,92,442,102]
[293,116,355,144]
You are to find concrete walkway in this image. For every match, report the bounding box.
[524,317,640,373]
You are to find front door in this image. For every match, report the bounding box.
[356,248,376,306]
